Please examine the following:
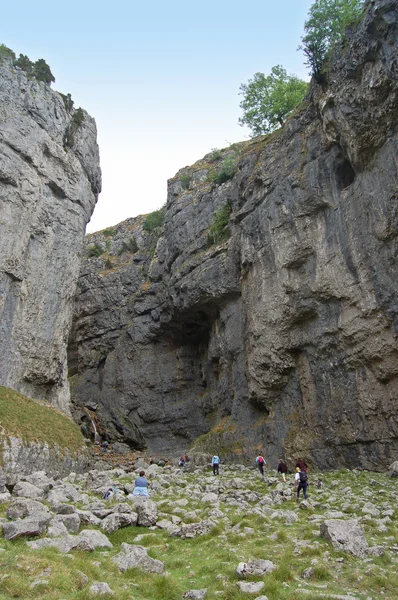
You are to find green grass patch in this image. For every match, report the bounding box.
[0,385,85,461]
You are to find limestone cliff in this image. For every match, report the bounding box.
[70,0,398,470]
[0,57,101,412]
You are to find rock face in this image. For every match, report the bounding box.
[69,1,398,469]
[0,57,101,412]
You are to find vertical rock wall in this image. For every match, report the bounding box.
[0,59,101,412]
[70,0,398,469]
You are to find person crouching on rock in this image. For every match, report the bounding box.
[133,470,149,497]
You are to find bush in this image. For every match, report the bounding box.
[33,58,55,85]
[0,44,15,63]
[207,202,232,246]
[103,228,116,237]
[209,155,237,185]
[14,53,34,75]
[87,243,104,258]
[59,92,74,112]
[63,108,85,149]
[210,147,222,161]
[143,205,166,232]
[180,174,190,189]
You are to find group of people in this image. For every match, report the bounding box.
[105,453,309,501]
[256,454,309,500]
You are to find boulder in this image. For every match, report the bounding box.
[134,499,158,526]
[12,481,45,500]
[236,558,276,578]
[320,519,369,558]
[2,516,50,540]
[237,581,265,594]
[100,512,137,534]
[112,543,164,573]
[388,461,398,477]
[6,498,51,520]
[89,582,114,596]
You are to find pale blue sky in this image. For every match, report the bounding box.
[2,0,313,232]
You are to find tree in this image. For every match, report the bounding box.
[239,65,308,137]
[33,58,55,85]
[301,0,365,79]
[14,54,34,75]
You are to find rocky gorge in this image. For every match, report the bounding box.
[69,0,398,470]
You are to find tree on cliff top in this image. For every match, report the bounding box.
[33,58,55,85]
[239,65,308,137]
[301,0,365,80]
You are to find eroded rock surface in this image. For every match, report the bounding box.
[0,57,101,411]
[69,1,398,469]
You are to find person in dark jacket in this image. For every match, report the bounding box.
[295,457,308,472]
[277,458,288,482]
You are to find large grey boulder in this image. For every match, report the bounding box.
[237,581,265,594]
[320,519,369,558]
[388,461,398,477]
[12,481,45,500]
[2,516,50,540]
[52,513,81,533]
[100,512,137,534]
[171,520,214,539]
[112,543,164,573]
[134,499,158,527]
[27,529,112,553]
[6,498,51,520]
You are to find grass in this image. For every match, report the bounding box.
[0,468,397,599]
[0,386,86,462]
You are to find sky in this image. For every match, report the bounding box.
[2,0,314,233]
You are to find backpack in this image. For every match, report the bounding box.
[213,456,220,464]
[257,456,264,464]
[299,471,308,483]
[103,489,113,499]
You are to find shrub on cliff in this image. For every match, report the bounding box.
[0,44,15,63]
[143,205,166,232]
[300,0,365,81]
[239,65,308,137]
[207,202,232,246]
[87,242,104,258]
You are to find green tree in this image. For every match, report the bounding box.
[301,0,364,80]
[239,65,308,137]
[33,58,55,85]
[0,44,15,63]
[14,54,34,75]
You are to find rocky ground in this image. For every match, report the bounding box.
[0,456,397,600]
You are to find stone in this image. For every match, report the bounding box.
[388,461,398,477]
[171,520,214,539]
[52,513,81,533]
[12,482,45,501]
[112,543,164,573]
[27,529,112,553]
[134,499,158,527]
[6,498,51,520]
[2,516,51,540]
[89,582,114,596]
[236,558,276,578]
[320,519,369,558]
[100,512,137,534]
[182,590,207,599]
[237,581,265,594]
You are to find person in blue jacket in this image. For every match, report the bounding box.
[133,470,149,497]
[212,455,220,475]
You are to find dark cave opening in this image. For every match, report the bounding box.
[335,157,356,191]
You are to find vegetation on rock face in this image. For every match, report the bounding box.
[87,242,104,258]
[143,205,166,232]
[300,0,365,81]
[239,65,309,136]
[0,44,55,85]
[63,107,85,149]
[208,154,237,185]
[0,386,85,458]
[207,202,232,246]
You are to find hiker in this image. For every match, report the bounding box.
[149,456,154,465]
[102,440,109,452]
[295,457,308,472]
[211,455,220,475]
[184,454,190,463]
[178,456,185,467]
[277,458,288,482]
[295,466,308,500]
[256,454,266,476]
[133,470,149,497]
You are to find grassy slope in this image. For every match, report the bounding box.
[0,385,85,459]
